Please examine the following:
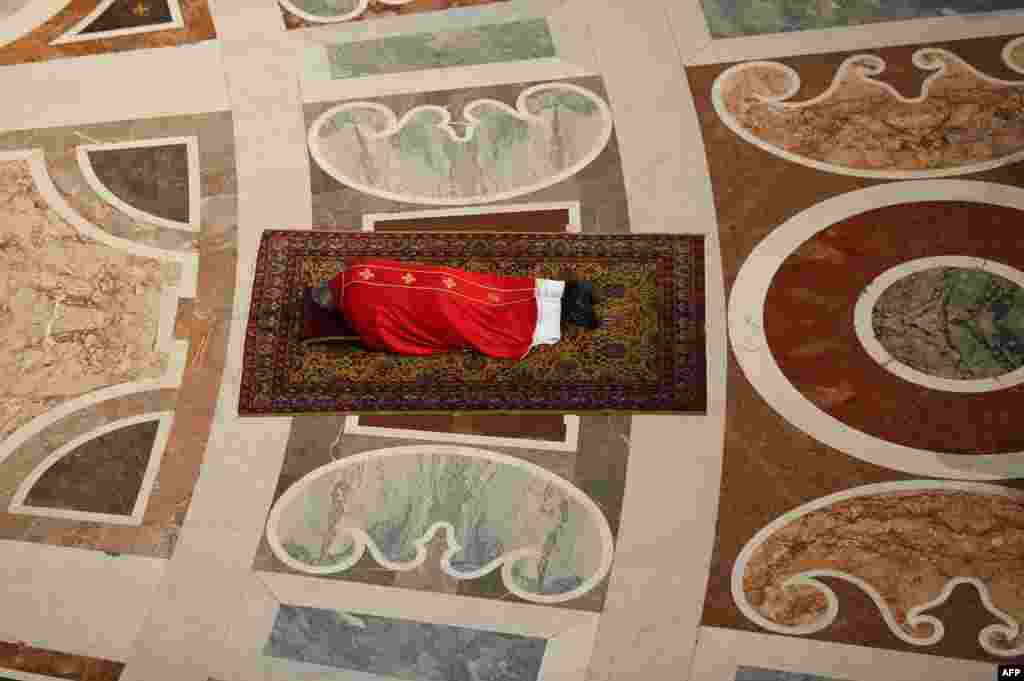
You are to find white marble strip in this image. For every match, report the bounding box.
[50,0,185,44]
[300,56,596,104]
[8,411,174,525]
[0,0,66,46]
[578,3,725,681]
[76,136,201,232]
[341,414,582,452]
[258,570,599,639]
[0,41,230,133]
[362,200,583,233]
[0,541,165,661]
[689,626,999,681]
[689,11,1024,66]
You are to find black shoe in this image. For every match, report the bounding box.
[562,280,600,330]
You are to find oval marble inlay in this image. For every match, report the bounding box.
[856,258,1024,392]
[308,82,614,206]
[266,444,614,604]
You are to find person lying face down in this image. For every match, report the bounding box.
[313,258,599,360]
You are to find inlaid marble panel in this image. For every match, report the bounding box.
[871,266,1024,382]
[712,45,1024,178]
[736,668,846,681]
[265,605,547,679]
[255,414,629,612]
[86,143,190,225]
[281,0,508,30]
[76,0,176,35]
[308,81,613,205]
[0,111,237,558]
[22,418,159,515]
[325,18,555,79]
[687,32,1024,664]
[0,0,214,65]
[701,0,1024,38]
[0,158,172,443]
[307,76,629,234]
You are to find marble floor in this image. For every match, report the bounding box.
[0,1,1022,680]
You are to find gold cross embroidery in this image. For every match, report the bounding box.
[442,277,456,289]
[402,273,416,285]
[358,269,374,280]
[132,1,149,16]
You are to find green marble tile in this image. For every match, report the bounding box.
[328,19,555,79]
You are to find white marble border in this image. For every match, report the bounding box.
[8,411,174,525]
[0,0,65,46]
[342,414,581,452]
[732,480,1024,658]
[76,136,201,233]
[1002,34,1024,74]
[265,444,615,604]
[711,48,1024,180]
[853,256,1024,393]
[688,10,1024,65]
[0,41,230,134]
[260,570,600,681]
[301,56,596,105]
[729,179,1024,480]
[363,200,582,233]
[50,0,184,44]
[690,626,999,681]
[279,0,411,25]
[308,82,613,206]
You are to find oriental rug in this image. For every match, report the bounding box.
[239,231,706,415]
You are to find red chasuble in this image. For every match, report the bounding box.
[328,259,541,359]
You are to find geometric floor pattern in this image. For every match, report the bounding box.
[1,0,1022,679]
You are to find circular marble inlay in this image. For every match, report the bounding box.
[729,180,1024,479]
[855,258,1024,393]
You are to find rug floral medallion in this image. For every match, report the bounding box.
[240,231,706,415]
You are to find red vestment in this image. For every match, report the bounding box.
[328,259,549,359]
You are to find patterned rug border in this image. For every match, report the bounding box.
[240,231,706,415]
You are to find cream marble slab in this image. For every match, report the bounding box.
[0,42,230,133]
[581,0,719,234]
[688,9,1024,65]
[0,541,165,661]
[690,626,999,681]
[576,3,726,680]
